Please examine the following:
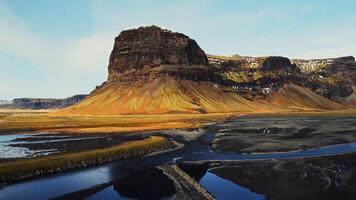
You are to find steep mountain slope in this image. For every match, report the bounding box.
[61,78,274,114]
[59,26,351,115]
[268,84,345,111]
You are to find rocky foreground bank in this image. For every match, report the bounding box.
[160,165,216,200]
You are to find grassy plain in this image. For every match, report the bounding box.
[1,108,355,134]
[0,110,235,134]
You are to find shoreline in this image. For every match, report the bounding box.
[183,150,356,165]
[0,136,175,184]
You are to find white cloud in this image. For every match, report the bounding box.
[62,33,113,72]
[0,4,112,99]
[0,5,48,67]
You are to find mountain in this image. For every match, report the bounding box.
[208,55,355,104]
[60,25,354,115]
[292,57,356,104]
[106,25,209,83]
[0,95,87,110]
[0,100,12,105]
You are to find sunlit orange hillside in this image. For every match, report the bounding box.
[59,79,345,115]
[59,78,270,114]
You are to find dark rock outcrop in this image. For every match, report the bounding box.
[0,95,87,110]
[207,55,302,97]
[260,56,299,73]
[107,25,209,82]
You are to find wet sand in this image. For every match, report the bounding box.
[0,132,150,161]
[212,116,356,153]
[207,152,356,200]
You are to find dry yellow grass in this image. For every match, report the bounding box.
[0,136,168,176]
[58,78,274,115]
[268,84,345,111]
[57,77,351,116]
[247,108,356,117]
[0,111,235,133]
[49,122,192,133]
[0,109,51,114]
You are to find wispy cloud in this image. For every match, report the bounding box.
[0,3,113,99]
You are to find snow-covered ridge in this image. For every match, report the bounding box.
[208,55,280,69]
[208,54,355,73]
[291,59,335,73]
[292,56,355,73]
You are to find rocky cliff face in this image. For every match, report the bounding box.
[209,55,298,71]
[259,56,298,72]
[207,55,302,99]
[0,95,87,110]
[208,54,355,103]
[107,25,209,82]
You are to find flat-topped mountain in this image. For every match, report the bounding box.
[59,26,355,115]
[107,25,209,82]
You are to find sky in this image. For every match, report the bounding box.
[1,0,356,99]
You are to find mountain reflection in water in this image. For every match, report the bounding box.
[85,168,176,200]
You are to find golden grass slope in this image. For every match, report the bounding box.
[59,78,272,115]
[58,78,346,115]
[268,84,345,111]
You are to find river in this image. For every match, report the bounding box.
[1,116,356,200]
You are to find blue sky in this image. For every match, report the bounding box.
[1,0,356,99]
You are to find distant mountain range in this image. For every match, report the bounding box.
[208,54,356,105]
[0,95,87,110]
